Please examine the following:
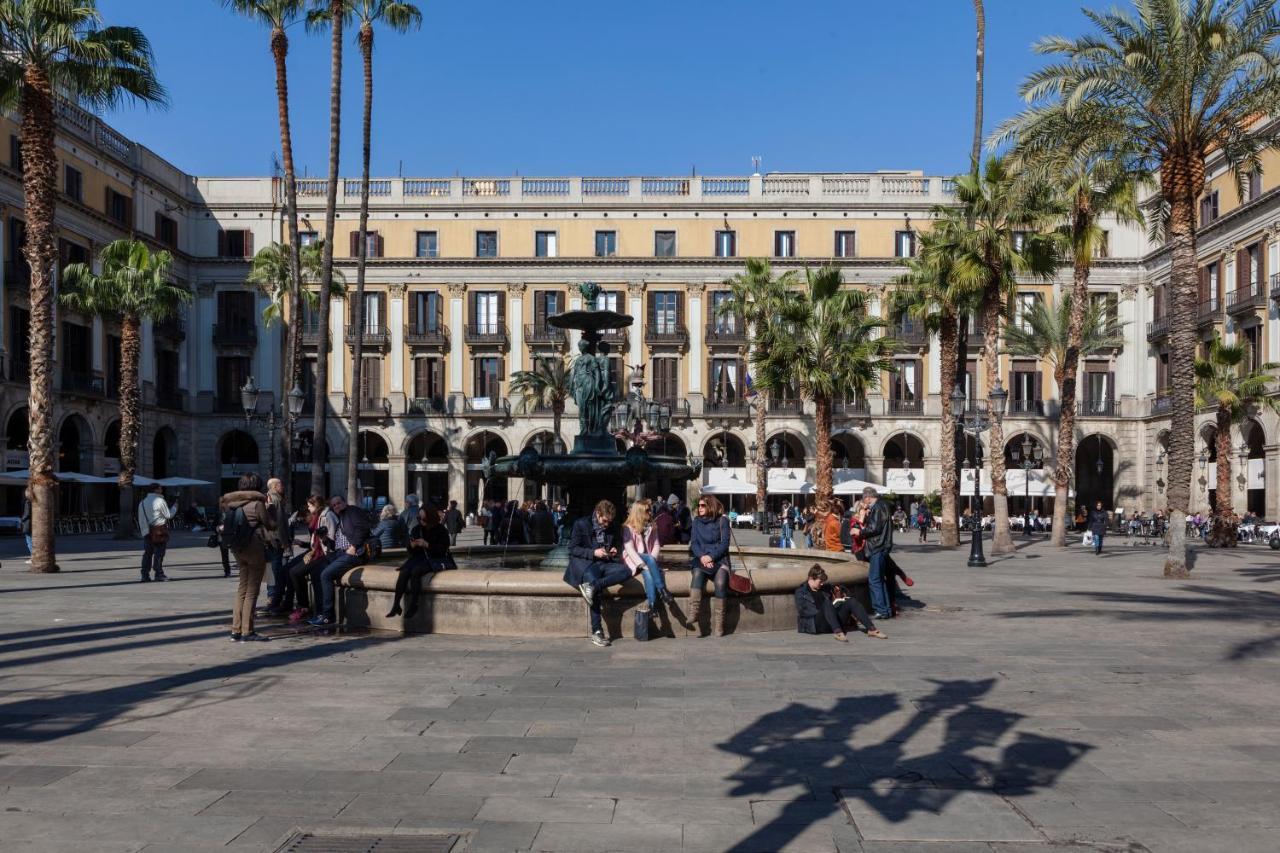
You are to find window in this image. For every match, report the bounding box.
[594,230,617,258]
[1200,190,1219,225]
[648,291,681,334]
[533,290,561,328]
[894,230,916,258]
[1014,292,1042,331]
[714,230,736,258]
[9,135,21,172]
[216,291,256,331]
[1245,324,1262,371]
[471,290,502,334]
[1090,292,1119,327]
[710,291,737,332]
[64,165,82,202]
[1084,364,1115,414]
[1010,361,1042,414]
[473,356,503,400]
[299,230,318,247]
[1199,263,1220,309]
[475,231,498,258]
[1094,230,1110,259]
[105,187,132,226]
[155,213,178,249]
[774,230,796,258]
[710,358,741,403]
[59,239,89,275]
[415,231,438,258]
[652,356,679,402]
[594,290,619,312]
[218,228,253,258]
[348,230,382,258]
[413,357,445,403]
[834,231,856,258]
[1156,349,1170,396]
[1013,231,1028,252]
[654,231,676,257]
[357,291,385,332]
[61,321,91,376]
[534,231,558,258]
[1249,242,1262,295]
[1247,170,1263,202]
[408,290,442,333]
[216,356,252,412]
[890,359,921,411]
[358,356,382,408]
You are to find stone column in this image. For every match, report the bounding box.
[389,283,405,394]
[688,282,705,401]
[196,282,216,410]
[447,451,466,511]
[1266,443,1280,522]
[1117,283,1139,405]
[388,454,406,508]
[329,296,345,394]
[867,455,886,486]
[447,283,465,399]
[139,318,155,404]
[508,283,526,373]
[627,280,645,368]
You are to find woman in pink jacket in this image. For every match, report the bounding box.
[622,500,675,609]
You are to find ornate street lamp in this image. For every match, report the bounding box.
[1013,435,1044,538]
[952,382,992,568]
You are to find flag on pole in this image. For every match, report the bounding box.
[744,371,757,398]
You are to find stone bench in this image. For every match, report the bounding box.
[335,545,869,638]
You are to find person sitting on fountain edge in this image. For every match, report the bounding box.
[564,499,631,648]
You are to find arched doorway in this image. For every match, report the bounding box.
[58,415,92,516]
[705,432,746,467]
[883,432,926,504]
[290,430,330,504]
[1243,420,1266,516]
[219,429,259,496]
[1075,433,1116,513]
[3,407,29,514]
[831,432,867,477]
[465,431,508,514]
[764,431,808,512]
[765,431,806,469]
[407,430,450,509]
[522,431,560,503]
[153,427,178,479]
[1003,432,1048,523]
[352,431,390,511]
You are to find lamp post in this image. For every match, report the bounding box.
[952,383,995,567]
[1012,435,1044,538]
[241,377,306,481]
[1155,448,1166,494]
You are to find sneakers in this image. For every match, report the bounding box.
[229,633,242,642]
[578,582,595,604]
[590,631,611,647]
[289,608,309,624]
[240,632,270,642]
[140,575,151,583]
[307,614,333,626]
[154,572,168,582]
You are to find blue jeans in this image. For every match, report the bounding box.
[867,550,891,617]
[583,561,631,634]
[780,523,793,548]
[313,551,362,620]
[24,534,32,555]
[637,554,668,607]
[1093,533,1104,554]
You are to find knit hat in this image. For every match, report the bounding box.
[667,493,680,506]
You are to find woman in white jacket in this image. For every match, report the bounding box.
[622,500,675,609]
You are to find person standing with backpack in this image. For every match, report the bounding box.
[219,473,278,642]
[137,483,173,582]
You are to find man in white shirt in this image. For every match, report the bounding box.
[137,483,173,582]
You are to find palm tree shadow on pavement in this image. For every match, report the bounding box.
[717,678,1089,852]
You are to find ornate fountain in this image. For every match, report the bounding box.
[484,282,701,529]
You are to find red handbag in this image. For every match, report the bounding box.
[727,570,754,596]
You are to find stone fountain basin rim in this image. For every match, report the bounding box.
[338,544,867,598]
[546,309,633,333]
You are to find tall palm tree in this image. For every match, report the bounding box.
[60,241,190,537]
[0,1,165,573]
[222,0,309,505]
[719,258,795,523]
[509,357,572,451]
[971,0,985,168]
[891,231,981,547]
[933,157,1060,554]
[758,266,896,503]
[1194,334,1280,545]
[311,0,422,503]
[306,0,345,498]
[247,239,344,328]
[997,0,1280,576]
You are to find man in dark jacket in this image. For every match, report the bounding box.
[399,493,420,537]
[442,499,464,546]
[859,486,894,620]
[794,565,884,641]
[563,500,630,647]
[309,495,372,626]
[1087,500,1108,555]
[528,501,556,545]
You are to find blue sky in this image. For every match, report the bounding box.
[97,0,1098,179]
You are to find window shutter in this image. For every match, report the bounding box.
[154,212,161,239]
[407,291,418,327]
[469,291,477,327]
[676,292,685,328]
[433,292,443,329]
[647,293,656,327]
[349,231,360,257]
[375,292,386,327]
[413,358,425,397]
[374,232,384,258]
[1238,249,1248,291]
[1199,266,1208,301]
[497,291,506,324]
[1260,240,1268,290]
[534,291,546,325]
[431,358,442,399]
[1034,370,1043,402]
[244,230,253,258]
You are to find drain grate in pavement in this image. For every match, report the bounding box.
[276,832,459,853]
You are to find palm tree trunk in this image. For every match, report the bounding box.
[814,390,833,504]
[1161,156,1204,578]
[1213,406,1233,545]
[1053,230,1090,547]
[114,314,143,539]
[345,22,375,504]
[982,288,1013,554]
[755,389,767,526]
[20,68,59,573]
[310,0,344,499]
[971,0,985,168]
[937,313,959,547]
[272,24,304,513]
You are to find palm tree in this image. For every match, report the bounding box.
[1007,138,1146,546]
[222,0,309,504]
[719,258,795,523]
[758,266,896,503]
[306,0,345,498]
[891,231,981,547]
[1004,294,1126,533]
[932,157,1060,554]
[509,357,572,450]
[60,241,190,538]
[0,1,165,572]
[1194,334,1280,545]
[311,1,422,502]
[997,0,1280,576]
[971,0,985,168]
[247,240,345,327]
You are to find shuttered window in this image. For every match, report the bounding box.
[407,291,443,332]
[349,230,383,258]
[359,357,382,407]
[652,357,679,402]
[217,229,253,258]
[413,357,445,402]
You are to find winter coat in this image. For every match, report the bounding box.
[794,583,834,634]
[689,514,731,568]
[861,499,894,557]
[1088,509,1109,537]
[528,509,557,545]
[217,490,279,559]
[563,516,621,588]
[622,525,660,576]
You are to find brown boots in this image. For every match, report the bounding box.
[712,598,726,637]
[685,587,703,634]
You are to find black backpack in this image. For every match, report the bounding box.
[218,505,255,552]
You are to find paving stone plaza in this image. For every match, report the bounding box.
[0,530,1277,853]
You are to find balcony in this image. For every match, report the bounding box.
[705,321,748,346]
[156,388,186,412]
[464,322,508,347]
[524,322,566,346]
[833,398,871,417]
[767,397,803,415]
[343,395,391,417]
[1146,315,1170,341]
[4,259,31,292]
[61,371,103,397]
[154,316,186,341]
[1008,399,1045,416]
[892,322,928,351]
[409,395,449,416]
[1080,398,1118,417]
[1197,299,1221,327]
[705,398,751,417]
[301,320,324,346]
[345,323,389,348]
[654,398,692,421]
[645,323,688,347]
[1150,395,1172,416]
[599,328,628,348]
[405,323,449,348]
[463,395,511,418]
[212,323,257,347]
[888,398,923,415]
[1272,272,1280,304]
[1226,287,1265,316]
